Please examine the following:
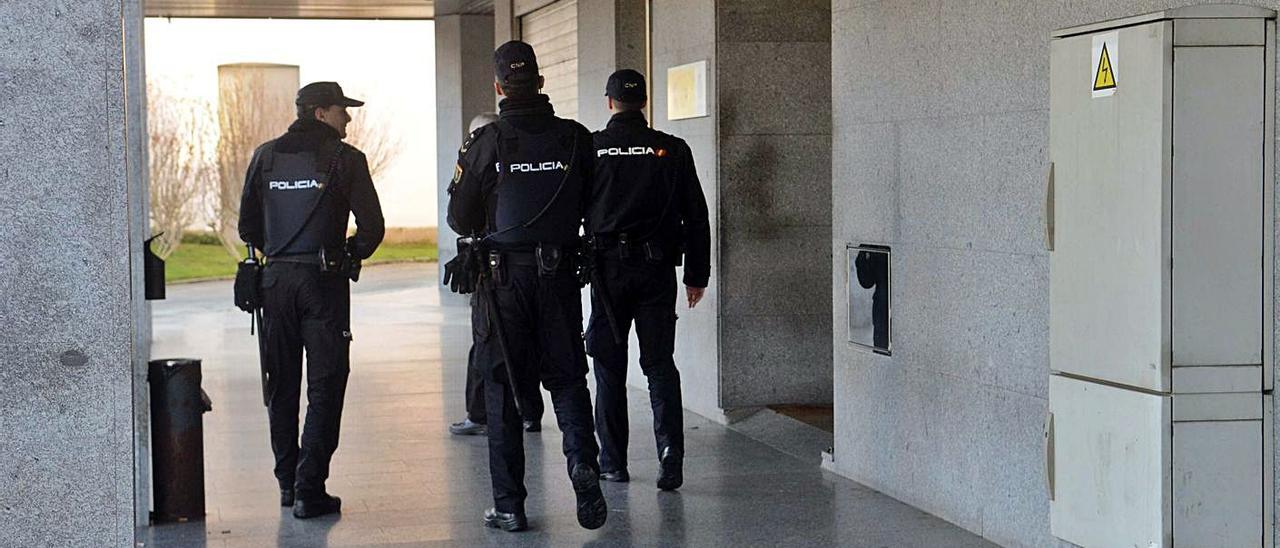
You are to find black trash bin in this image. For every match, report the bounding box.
[148,358,213,522]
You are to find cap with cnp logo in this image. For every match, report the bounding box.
[296,82,365,107]
[494,40,539,85]
[605,69,646,102]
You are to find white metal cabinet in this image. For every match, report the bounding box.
[1049,6,1274,547]
[1049,20,1172,393]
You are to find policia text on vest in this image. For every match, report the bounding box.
[237,81,385,520]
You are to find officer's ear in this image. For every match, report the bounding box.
[494,80,504,97]
[537,75,544,91]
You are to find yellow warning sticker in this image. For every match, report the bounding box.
[1091,32,1117,98]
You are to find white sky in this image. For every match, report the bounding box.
[144,17,437,228]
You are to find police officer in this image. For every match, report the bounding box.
[586,69,711,491]
[445,41,606,532]
[449,112,544,437]
[238,81,384,519]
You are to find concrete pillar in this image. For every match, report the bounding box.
[576,0,647,131]
[715,0,832,408]
[494,0,517,45]
[0,0,137,545]
[124,0,152,530]
[436,3,496,265]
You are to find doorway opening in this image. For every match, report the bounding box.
[137,12,446,545]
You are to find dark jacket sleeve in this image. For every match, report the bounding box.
[238,145,266,250]
[676,140,711,288]
[446,128,496,236]
[345,148,385,260]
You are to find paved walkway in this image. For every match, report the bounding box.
[142,263,996,547]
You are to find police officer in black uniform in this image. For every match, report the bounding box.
[449,113,544,438]
[586,69,711,491]
[445,41,606,532]
[238,81,384,519]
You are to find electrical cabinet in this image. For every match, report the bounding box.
[1048,5,1275,547]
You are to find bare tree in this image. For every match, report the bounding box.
[346,105,403,181]
[213,64,299,259]
[147,83,216,259]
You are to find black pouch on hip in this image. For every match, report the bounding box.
[233,259,262,312]
[488,250,506,285]
[536,244,562,278]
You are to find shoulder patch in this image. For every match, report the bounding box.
[460,123,496,155]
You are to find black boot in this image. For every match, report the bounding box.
[599,469,630,483]
[570,463,608,530]
[483,507,529,532]
[280,488,295,507]
[657,447,683,491]
[292,493,341,519]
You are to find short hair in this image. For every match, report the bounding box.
[499,81,539,101]
[297,103,323,120]
[469,112,498,133]
[612,99,645,112]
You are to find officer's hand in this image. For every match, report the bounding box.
[686,286,705,309]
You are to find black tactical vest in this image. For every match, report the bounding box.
[487,120,584,247]
[260,141,343,257]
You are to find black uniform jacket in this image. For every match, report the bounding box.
[588,111,711,288]
[446,94,595,247]
[239,118,385,260]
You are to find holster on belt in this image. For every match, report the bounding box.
[535,244,562,278]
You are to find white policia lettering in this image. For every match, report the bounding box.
[597,146,656,158]
[509,161,567,173]
[268,179,322,190]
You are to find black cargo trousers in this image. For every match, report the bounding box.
[586,257,683,474]
[463,320,545,424]
[260,261,352,499]
[472,255,600,514]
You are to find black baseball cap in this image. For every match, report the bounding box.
[494,40,539,85]
[605,69,646,102]
[295,82,364,107]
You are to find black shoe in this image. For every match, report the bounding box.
[450,418,486,436]
[570,463,608,530]
[599,469,630,483]
[523,420,541,432]
[657,447,683,491]
[483,507,529,532]
[292,494,341,519]
[280,488,295,507]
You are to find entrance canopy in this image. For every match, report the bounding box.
[144,0,494,19]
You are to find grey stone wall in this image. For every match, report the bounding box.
[124,0,151,529]
[436,13,496,266]
[576,0,647,132]
[0,0,136,545]
[650,0,723,422]
[716,0,832,408]
[830,1,1280,547]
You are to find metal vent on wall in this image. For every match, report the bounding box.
[847,244,891,355]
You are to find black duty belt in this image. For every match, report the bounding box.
[269,252,322,265]
[592,235,678,264]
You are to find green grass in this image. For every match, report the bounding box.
[165,243,239,283]
[367,241,439,265]
[164,241,438,283]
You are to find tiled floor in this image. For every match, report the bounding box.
[142,263,996,547]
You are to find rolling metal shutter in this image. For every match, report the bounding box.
[519,0,577,119]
